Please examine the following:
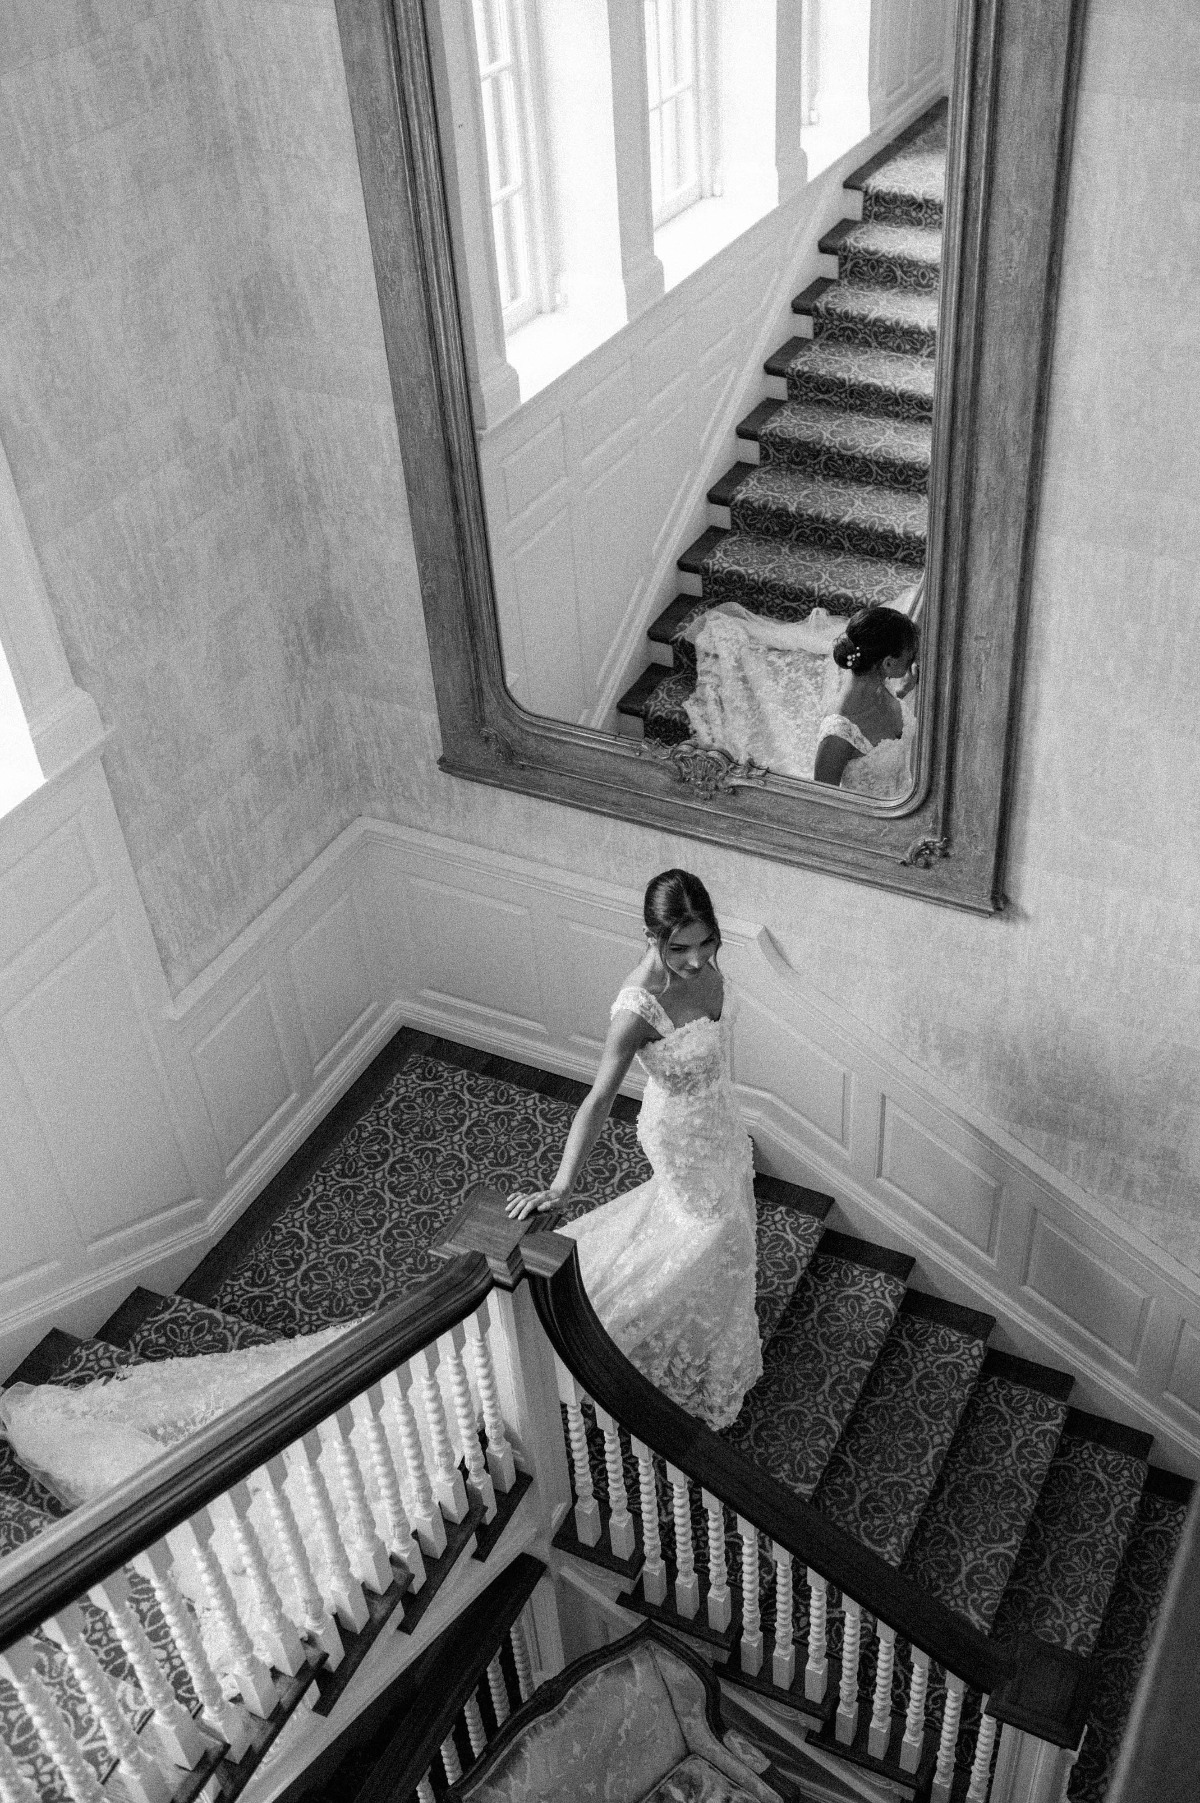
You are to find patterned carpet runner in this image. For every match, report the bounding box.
[618,101,947,746]
[1,1029,1192,1803]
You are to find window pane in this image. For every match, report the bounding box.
[644,0,661,105]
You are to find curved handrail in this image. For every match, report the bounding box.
[0,1251,494,1654]
[525,1231,1032,1701]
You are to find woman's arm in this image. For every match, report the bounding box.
[505,1009,651,1218]
[813,734,858,786]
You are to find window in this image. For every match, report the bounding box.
[0,634,41,821]
[473,0,545,332]
[645,0,702,227]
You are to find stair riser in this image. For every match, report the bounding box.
[728,495,926,569]
[863,192,944,230]
[813,308,938,362]
[787,364,933,423]
[838,248,941,291]
[758,435,929,494]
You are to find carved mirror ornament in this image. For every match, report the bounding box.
[334,0,1085,911]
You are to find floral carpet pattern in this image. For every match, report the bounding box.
[621,99,944,743]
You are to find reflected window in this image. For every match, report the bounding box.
[473,0,546,331]
[0,635,42,822]
[645,0,702,227]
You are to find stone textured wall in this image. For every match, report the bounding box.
[2,0,1197,1267]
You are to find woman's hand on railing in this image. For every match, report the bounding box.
[505,1186,567,1220]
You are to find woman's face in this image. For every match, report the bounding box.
[660,920,718,980]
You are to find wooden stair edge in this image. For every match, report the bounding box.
[4,1329,87,1389]
[842,95,950,194]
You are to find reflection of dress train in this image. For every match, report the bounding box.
[684,602,915,797]
[559,985,762,1431]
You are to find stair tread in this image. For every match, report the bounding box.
[819,216,944,271]
[701,532,923,616]
[9,1331,144,1390]
[723,465,928,564]
[101,1286,281,1359]
[844,97,949,194]
[1067,1484,1193,1803]
[648,594,708,646]
[0,1440,68,1518]
[851,106,949,227]
[756,399,932,470]
[777,337,937,419]
[722,1248,910,1500]
[807,282,940,335]
[988,1420,1150,1655]
[616,662,672,717]
[900,1367,1071,1632]
[755,1195,826,1348]
[814,1305,990,1566]
[0,1492,55,1558]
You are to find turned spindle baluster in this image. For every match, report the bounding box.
[702,1491,731,1631]
[595,1406,634,1560]
[510,1617,534,1702]
[284,1437,369,1631]
[465,1303,517,1491]
[0,1643,106,1803]
[132,1544,254,1758]
[737,1518,763,1676]
[631,1438,666,1604]
[318,1411,394,1594]
[836,1598,862,1744]
[42,1603,173,1803]
[416,1777,436,1803]
[167,1516,278,1717]
[211,1483,305,1675]
[558,1368,601,1546]
[869,1621,897,1758]
[900,1646,931,1771]
[442,1325,496,1521]
[805,1569,828,1702]
[463,1692,488,1758]
[667,1465,699,1618]
[408,1344,470,1523]
[0,1733,39,1803]
[347,1392,426,1590]
[440,1732,464,1785]
[772,1546,795,1688]
[966,1698,998,1803]
[381,1366,448,1558]
[258,1456,344,1666]
[932,1673,967,1803]
[91,1567,208,1768]
[486,1652,511,1726]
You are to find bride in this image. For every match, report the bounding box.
[507,869,761,1432]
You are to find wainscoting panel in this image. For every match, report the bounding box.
[192,982,296,1174]
[877,1099,1002,1259]
[1022,1215,1151,1367]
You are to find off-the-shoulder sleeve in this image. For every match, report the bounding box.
[817,713,874,757]
[611,987,672,1035]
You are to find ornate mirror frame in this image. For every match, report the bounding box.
[335,0,1086,913]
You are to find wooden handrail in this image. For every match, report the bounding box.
[0,1251,495,1654]
[522,1224,1092,1744]
[1107,1485,1200,1802]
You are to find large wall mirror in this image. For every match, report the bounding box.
[335,0,1085,911]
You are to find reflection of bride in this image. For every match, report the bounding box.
[683,590,920,798]
[507,870,761,1432]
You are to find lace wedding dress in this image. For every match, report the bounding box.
[560,985,762,1431]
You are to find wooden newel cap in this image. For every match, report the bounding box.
[429,1182,576,1287]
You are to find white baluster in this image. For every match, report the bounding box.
[702,1491,731,1632]
[416,1777,436,1803]
[167,1516,278,1717]
[285,1437,370,1631]
[510,1617,534,1702]
[595,1406,635,1560]
[0,1734,39,1803]
[869,1621,897,1759]
[408,1344,470,1523]
[966,1698,998,1803]
[463,1692,488,1758]
[737,1518,762,1677]
[442,1325,496,1522]
[932,1673,966,1803]
[772,1546,795,1689]
[836,1598,862,1744]
[211,1484,305,1676]
[42,1603,173,1803]
[465,1303,517,1491]
[559,1368,601,1547]
[805,1570,828,1702]
[667,1465,699,1618]
[258,1456,344,1666]
[91,1567,208,1768]
[900,1646,931,1772]
[347,1393,426,1592]
[486,1652,511,1726]
[0,1643,106,1803]
[631,1438,666,1604]
[382,1366,448,1558]
[318,1411,394,1595]
[440,1733,463,1785]
[132,1544,254,1759]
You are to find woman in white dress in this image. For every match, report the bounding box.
[812,606,919,797]
[507,870,761,1432]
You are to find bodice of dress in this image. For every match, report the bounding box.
[611,986,727,1097]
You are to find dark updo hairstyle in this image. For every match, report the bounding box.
[643,869,721,959]
[832,606,918,675]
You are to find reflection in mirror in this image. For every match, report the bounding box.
[431,1,954,802]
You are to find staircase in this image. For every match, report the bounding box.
[0,1033,1192,1803]
[615,101,946,749]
